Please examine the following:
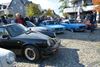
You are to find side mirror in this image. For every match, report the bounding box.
[2,35,9,39]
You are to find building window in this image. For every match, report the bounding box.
[86,0,93,5]
[0,6,1,10]
[3,5,7,9]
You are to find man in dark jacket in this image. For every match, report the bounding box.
[1,16,8,24]
[89,11,97,32]
[85,11,96,33]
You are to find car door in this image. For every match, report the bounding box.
[0,27,22,49]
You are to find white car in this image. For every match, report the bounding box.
[0,48,16,67]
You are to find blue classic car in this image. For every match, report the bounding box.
[39,20,65,34]
[24,21,56,38]
[61,20,87,32]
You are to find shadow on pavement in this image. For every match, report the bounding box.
[16,47,84,67]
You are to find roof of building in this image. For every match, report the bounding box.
[0,0,29,8]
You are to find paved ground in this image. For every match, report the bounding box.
[16,24,100,67]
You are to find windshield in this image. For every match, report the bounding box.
[26,21,36,27]
[7,24,28,37]
[62,19,76,23]
[45,21,59,25]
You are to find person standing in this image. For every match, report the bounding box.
[89,11,97,32]
[15,13,26,25]
[1,16,8,24]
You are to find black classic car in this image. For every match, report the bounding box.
[0,24,60,61]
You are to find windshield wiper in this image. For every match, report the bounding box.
[25,29,37,34]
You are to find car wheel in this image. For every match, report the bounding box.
[24,46,39,61]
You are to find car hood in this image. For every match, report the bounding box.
[13,32,50,40]
[62,23,86,26]
[28,27,47,32]
[0,48,13,56]
[45,25,65,28]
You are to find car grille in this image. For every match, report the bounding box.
[79,26,86,29]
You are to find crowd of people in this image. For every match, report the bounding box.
[83,11,97,32]
[0,13,61,26]
[0,11,98,33]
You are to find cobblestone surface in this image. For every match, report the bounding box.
[16,24,100,67]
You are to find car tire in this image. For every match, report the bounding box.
[24,46,39,61]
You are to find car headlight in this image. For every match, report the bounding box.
[6,52,15,64]
[47,40,51,46]
[47,38,56,47]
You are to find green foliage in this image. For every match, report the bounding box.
[26,3,41,17]
[44,9,53,17]
[81,0,88,7]
[71,0,78,5]
[63,12,69,18]
[42,9,59,17]
[7,14,13,18]
[59,0,64,2]
[59,0,69,13]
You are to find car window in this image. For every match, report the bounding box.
[26,21,36,27]
[47,21,55,25]
[42,21,57,25]
[7,24,27,37]
[41,22,46,25]
[0,28,8,38]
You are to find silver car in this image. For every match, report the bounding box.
[0,48,16,67]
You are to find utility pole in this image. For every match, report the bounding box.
[76,0,83,22]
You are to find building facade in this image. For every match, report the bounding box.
[63,0,95,20]
[0,0,28,17]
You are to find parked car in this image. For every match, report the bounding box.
[0,48,16,67]
[24,21,56,38]
[61,20,86,32]
[62,19,77,23]
[39,20,65,34]
[0,24,60,61]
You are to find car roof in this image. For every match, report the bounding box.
[43,20,54,22]
[62,19,69,22]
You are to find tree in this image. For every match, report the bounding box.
[44,8,54,17]
[63,12,69,18]
[7,14,13,18]
[26,3,42,17]
[71,0,78,7]
[82,0,88,6]
[42,9,59,18]
[59,0,69,12]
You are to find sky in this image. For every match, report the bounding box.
[0,0,11,3]
[29,0,60,15]
[0,0,60,15]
